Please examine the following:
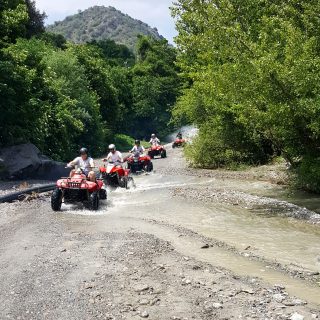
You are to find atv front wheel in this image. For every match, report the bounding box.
[99,189,107,200]
[127,177,135,189]
[172,143,176,148]
[119,177,127,189]
[89,192,99,210]
[161,150,167,158]
[51,188,62,211]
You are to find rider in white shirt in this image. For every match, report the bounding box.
[149,133,160,146]
[68,147,96,181]
[105,144,123,163]
[130,140,145,156]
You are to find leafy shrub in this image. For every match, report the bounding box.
[295,155,320,193]
[114,134,135,152]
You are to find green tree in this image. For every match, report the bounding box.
[25,0,46,38]
[131,36,181,138]
[0,0,28,47]
[172,0,320,188]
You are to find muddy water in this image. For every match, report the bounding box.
[108,174,320,270]
[61,152,320,306]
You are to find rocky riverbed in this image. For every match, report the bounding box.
[0,146,319,319]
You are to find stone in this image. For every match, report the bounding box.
[272,294,285,303]
[291,298,306,306]
[212,302,223,309]
[274,284,285,290]
[134,285,149,292]
[0,143,69,180]
[139,299,149,305]
[240,288,254,294]
[84,283,94,289]
[290,312,304,320]
[140,311,149,318]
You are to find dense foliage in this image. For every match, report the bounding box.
[47,6,164,50]
[172,0,320,191]
[0,1,180,161]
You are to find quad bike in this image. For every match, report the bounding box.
[148,145,166,159]
[51,168,106,211]
[99,161,134,189]
[172,138,186,148]
[127,153,153,174]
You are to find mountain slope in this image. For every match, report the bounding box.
[47,6,164,49]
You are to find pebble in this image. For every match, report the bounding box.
[240,288,254,294]
[139,299,149,305]
[140,311,149,318]
[290,313,304,320]
[272,293,285,303]
[274,284,285,290]
[134,285,149,292]
[212,302,223,309]
[84,283,94,289]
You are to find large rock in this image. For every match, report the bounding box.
[0,143,69,180]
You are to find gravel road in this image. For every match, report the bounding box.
[0,146,319,319]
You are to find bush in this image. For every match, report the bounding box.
[113,134,149,152]
[184,118,271,169]
[114,134,135,152]
[295,155,320,193]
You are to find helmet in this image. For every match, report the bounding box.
[80,147,88,155]
[109,144,116,151]
[151,133,156,138]
[135,140,140,145]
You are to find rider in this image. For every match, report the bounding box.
[67,147,96,182]
[176,131,183,139]
[149,133,160,146]
[105,144,123,164]
[130,140,145,156]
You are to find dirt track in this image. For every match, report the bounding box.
[0,147,319,319]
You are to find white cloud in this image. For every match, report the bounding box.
[35,0,177,43]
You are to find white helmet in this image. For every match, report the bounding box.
[151,133,156,138]
[109,144,116,150]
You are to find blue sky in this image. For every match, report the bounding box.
[35,0,177,43]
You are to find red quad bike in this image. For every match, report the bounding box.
[172,138,186,148]
[99,161,133,189]
[127,153,153,174]
[148,145,167,159]
[51,168,107,211]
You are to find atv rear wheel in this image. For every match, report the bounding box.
[51,188,62,211]
[89,192,99,210]
[146,162,153,172]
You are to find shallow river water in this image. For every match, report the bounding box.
[62,148,320,307]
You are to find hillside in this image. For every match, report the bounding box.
[47,6,164,49]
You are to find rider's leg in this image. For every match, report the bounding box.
[88,171,96,182]
[69,169,76,177]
